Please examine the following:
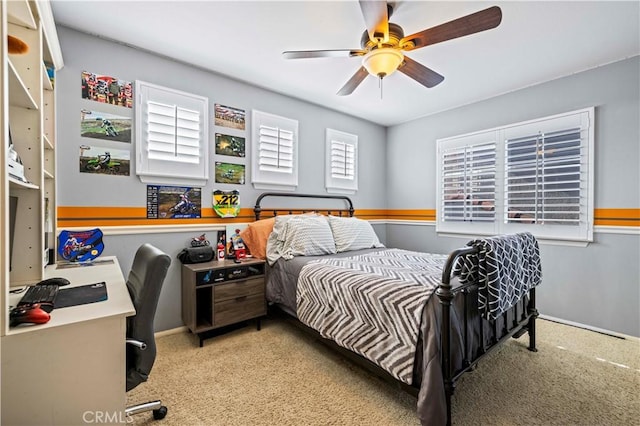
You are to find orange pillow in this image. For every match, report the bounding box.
[239,217,276,260]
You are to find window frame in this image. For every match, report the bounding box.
[436,107,594,244]
[325,128,358,194]
[135,80,209,186]
[251,109,299,191]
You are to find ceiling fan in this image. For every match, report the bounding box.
[283,1,502,96]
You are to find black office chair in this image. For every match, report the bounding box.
[124,243,171,420]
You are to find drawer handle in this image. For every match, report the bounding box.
[235,296,247,302]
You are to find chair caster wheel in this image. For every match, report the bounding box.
[153,406,167,420]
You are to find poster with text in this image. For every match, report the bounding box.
[214,104,245,130]
[81,109,132,143]
[215,162,245,185]
[81,70,133,108]
[79,145,130,176]
[147,185,202,219]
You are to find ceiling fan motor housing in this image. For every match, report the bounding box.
[361,22,405,50]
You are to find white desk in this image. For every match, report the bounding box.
[1,257,135,425]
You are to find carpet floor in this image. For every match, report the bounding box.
[128,318,640,425]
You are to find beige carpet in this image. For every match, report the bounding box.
[128,318,640,426]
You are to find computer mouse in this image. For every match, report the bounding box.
[37,277,70,287]
[9,304,51,327]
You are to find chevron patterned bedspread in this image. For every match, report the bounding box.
[296,248,448,384]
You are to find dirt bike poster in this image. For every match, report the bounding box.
[215,133,245,158]
[57,228,105,263]
[80,109,132,143]
[147,185,202,219]
[81,70,133,108]
[79,145,130,176]
[214,104,245,130]
[213,190,240,218]
[215,162,245,185]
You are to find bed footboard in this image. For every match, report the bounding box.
[438,246,539,425]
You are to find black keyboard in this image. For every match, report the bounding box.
[17,284,59,313]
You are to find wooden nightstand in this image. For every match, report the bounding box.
[181,258,266,347]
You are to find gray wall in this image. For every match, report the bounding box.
[386,57,640,337]
[56,26,639,337]
[55,27,387,331]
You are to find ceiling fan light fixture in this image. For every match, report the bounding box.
[362,48,404,78]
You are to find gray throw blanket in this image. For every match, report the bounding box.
[453,232,542,320]
[296,249,447,384]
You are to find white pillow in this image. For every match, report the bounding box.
[328,215,384,253]
[266,214,334,265]
[278,215,336,260]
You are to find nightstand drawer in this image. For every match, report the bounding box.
[214,278,264,302]
[214,293,266,327]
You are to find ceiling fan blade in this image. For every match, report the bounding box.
[400,6,502,51]
[359,0,389,43]
[398,56,444,88]
[337,66,369,96]
[283,49,366,59]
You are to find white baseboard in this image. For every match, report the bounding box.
[539,314,639,342]
[155,326,189,338]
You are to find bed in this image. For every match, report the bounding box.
[242,192,541,426]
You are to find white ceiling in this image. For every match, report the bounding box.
[50,1,639,127]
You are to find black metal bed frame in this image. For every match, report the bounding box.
[254,192,538,425]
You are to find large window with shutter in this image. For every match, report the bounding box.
[437,107,594,243]
[325,128,358,194]
[251,110,299,191]
[135,81,208,186]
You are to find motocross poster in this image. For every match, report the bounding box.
[215,162,245,184]
[147,185,202,219]
[58,229,105,262]
[80,109,132,143]
[79,145,130,176]
[81,70,133,108]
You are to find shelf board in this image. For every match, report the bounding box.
[43,134,54,150]
[7,0,36,29]
[44,170,54,180]
[9,176,39,190]
[8,59,38,110]
[42,63,53,91]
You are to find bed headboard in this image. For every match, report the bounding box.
[254,192,354,220]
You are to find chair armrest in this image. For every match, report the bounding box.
[126,338,147,350]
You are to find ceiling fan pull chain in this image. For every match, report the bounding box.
[379,76,384,100]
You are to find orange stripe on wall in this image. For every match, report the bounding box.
[594,208,640,226]
[57,207,256,228]
[387,209,436,221]
[56,207,639,228]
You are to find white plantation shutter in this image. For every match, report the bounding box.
[331,141,355,179]
[325,129,358,194]
[437,131,496,235]
[258,125,294,173]
[502,109,593,241]
[442,142,496,222]
[437,107,594,243]
[136,81,208,186]
[147,102,200,163]
[252,110,298,190]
